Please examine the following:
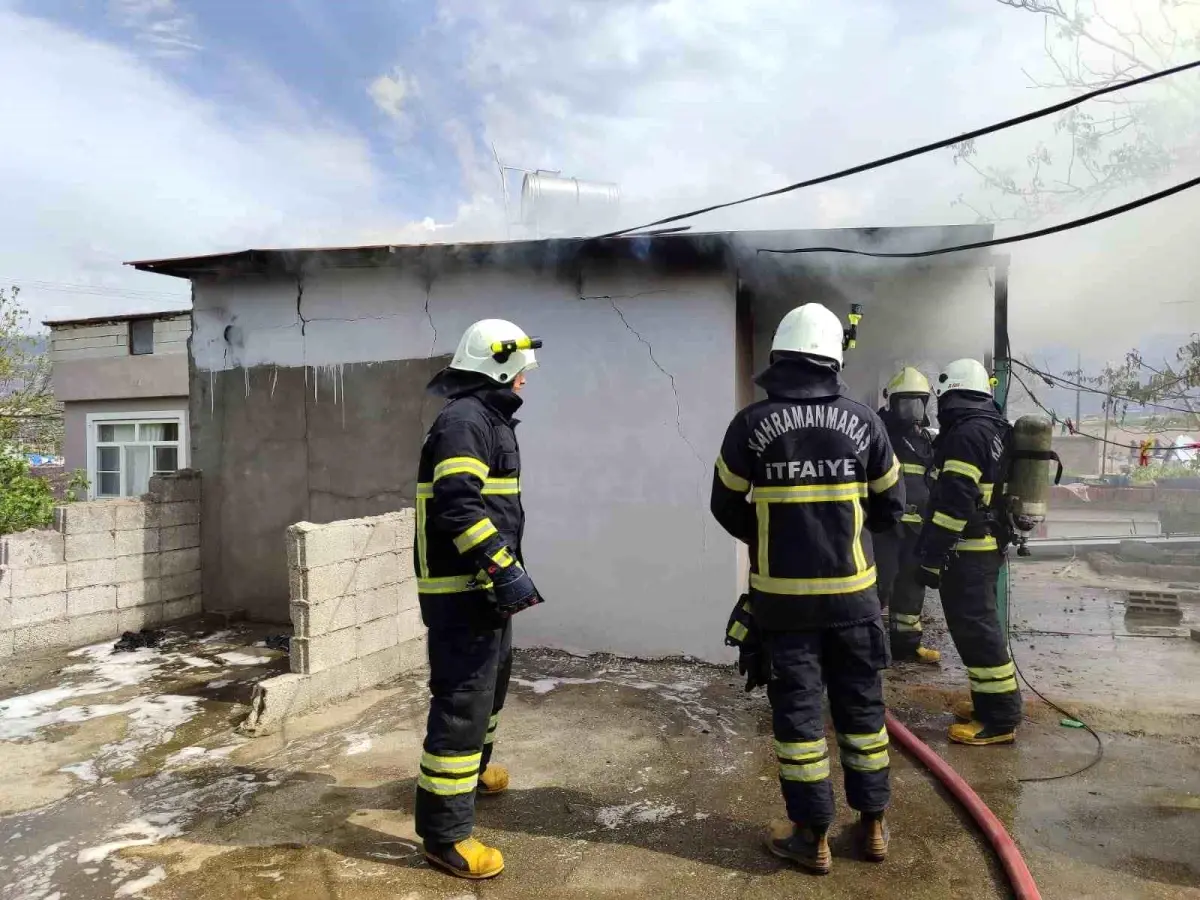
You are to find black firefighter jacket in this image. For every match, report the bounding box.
[917,394,1010,570]
[878,408,934,528]
[710,358,907,631]
[414,385,526,629]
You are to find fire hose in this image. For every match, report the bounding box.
[886,712,1042,900]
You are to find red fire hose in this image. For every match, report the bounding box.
[886,712,1042,900]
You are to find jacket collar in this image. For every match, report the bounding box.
[754,354,845,401]
[936,392,1003,430]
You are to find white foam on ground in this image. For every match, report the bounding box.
[180,656,217,669]
[59,761,99,783]
[343,734,372,756]
[115,865,166,896]
[595,800,680,830]
[164,745,239,769]
[215,651,266,666]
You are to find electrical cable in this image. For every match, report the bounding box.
[757,170,1200,259]
[1010,368,1148,448]
[1012,359,1199,416]
[596,57,1200,239]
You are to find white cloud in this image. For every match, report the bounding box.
[0,10,400,322]
[108,0,201,58]
[368,67,415,123]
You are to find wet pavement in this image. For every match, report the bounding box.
[0,559,1198,899]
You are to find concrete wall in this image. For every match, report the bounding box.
[190,260,739,661]
[242,510,426,734]
[51,316,190,403]
[62,396,190,474]
[0,472,202,659]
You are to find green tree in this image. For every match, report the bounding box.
[1,285,62,454]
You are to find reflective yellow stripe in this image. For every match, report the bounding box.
[418,574,492,594]
[750,567,877,596]
[433,456,490,482]
[838,727,888,752]
[756,501,770,578]
[485,713,499,744]
[932,511,967,532]
[751,483,867,503]
[416,497,430,579]
[869,457,901,493]
[980,483,994,504]
[482,477,520,495]
[841,749,890,772]
[921,565,940,576]
[901,463,927,476]
[942,459,982,483]
[454,518,498,553]
[851,495,867,574]
[420,751,481,774]
[958,536,999,551]
[418,773,479,796]
[901,512,923,524]
[892,613,922,632]
[715,455,750,494]
[780,758,831,782]
[727,621,749,642]
[972,677,1019,695]
[774,738,827,761]
[489,547,516,568]
[968,662,1015,681]
[488,713,499,730]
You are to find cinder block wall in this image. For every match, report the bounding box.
[0,472,202,658]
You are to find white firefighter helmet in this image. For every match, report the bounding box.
[883,366,931,398]
[771,303,844,366]
[448,319,539,385]
[935,358,992,397]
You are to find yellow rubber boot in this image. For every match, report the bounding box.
[424,837,505,879]
[479,763,509,796]
[915,646,941,665]
[951,700,974,721]
[948,720,1016,746]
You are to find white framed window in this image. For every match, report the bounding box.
[85,410,188,499]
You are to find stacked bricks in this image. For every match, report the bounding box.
[0,471,202,658]
[241,510,426,735]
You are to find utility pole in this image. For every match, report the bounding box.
[1074,352,1082,427]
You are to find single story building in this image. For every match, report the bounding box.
[129,226,1002,661]
[45,310,192,498]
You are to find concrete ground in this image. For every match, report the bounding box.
[1,559,1198,900]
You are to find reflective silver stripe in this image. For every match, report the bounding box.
[418,574,492,594]
[942,459,982,483]
[780,758,831,782]
[751,567,877,596]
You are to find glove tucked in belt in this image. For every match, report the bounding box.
[725,594,771,692]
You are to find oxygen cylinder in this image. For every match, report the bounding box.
[1007,415,1056,532]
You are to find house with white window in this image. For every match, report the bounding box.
[45,310,191,498]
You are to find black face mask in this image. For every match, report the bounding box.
[890,396,926,425]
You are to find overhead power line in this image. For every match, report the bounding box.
[596,57,1200,239]
[756,170,1200,259]
[1012,359,1198,416]
[1,277,186,302]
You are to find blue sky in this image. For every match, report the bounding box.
[1,0,1196,363]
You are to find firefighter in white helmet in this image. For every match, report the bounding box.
[915,358,1023,746]
[711,303,904,874]
[413,318,542,879]
[875,367,940,664]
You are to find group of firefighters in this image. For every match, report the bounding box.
[409,305,1023,880]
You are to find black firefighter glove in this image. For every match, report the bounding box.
[470,536,543,618]
[914,564,942,590]
[725,594,772,693]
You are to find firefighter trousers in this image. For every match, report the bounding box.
[940,549,1022,731]
[762,619,891,830]
[414,619,512,845]
[876,524,929,658]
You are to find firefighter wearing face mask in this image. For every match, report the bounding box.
[875,367,940,664]
[413,319,543,880]
[915,358,1022,747]
[710,303,905,875]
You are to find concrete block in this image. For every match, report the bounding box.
[9,564,67,599]
[65,531,117,562]
[291,595,357,638]
[352,553,402,593]
[70,610,120,646]
[397,577,418,613]
[357,645,402,689]
[289,561,355,605]
[288,520,372,570]
[67,585,117,618]
[1190,627,1200,643]
[160,524,200,552]
[0,597,10,631]
[160,548,200,577]
[290,626,357,675]
[14,619,72,653]
[1,530,65,568]
[239,667,358,736]
[148,471,201,503]
[67,558,115,590]
[113,501,152,532]
[357,615,399,658]
[397,605,425,644]
[155,501,201,529]
[0,629,12,659]
[394,508,417,552]
[0,568,9,601]
[12,592,68,627]
[115,553,160,582]
[55,502,117,535]
[161,570,201,601]
[398,631,429,675]
[119,603,164,632]
[164,595,203,622]
[118,578,162,608]
[115,528,159,556]
[355,585,399,625]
